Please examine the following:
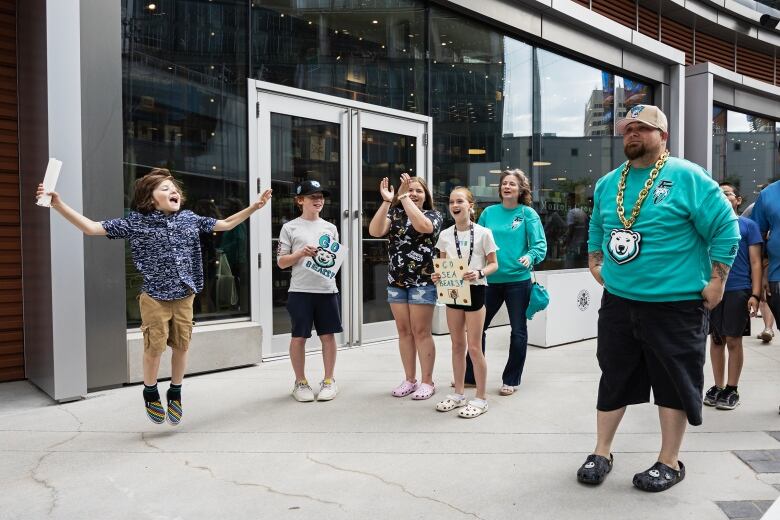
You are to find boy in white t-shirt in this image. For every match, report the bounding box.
[432,187,498,418]
[277,180,342,402]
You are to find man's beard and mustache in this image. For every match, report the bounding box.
[624,141,647,160]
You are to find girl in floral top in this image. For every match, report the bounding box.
[368,173,443,400]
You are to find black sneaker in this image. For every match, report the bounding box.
[703,385,723,407]
[576,453,613,485]
[716,389,739,410]
[633,460,685,492]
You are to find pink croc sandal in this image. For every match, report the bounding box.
[392,380,419,397]
[411,383,435,400]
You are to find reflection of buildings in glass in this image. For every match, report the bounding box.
[584,87,625,136]
[720,130,776,203]
[122,0,250,324]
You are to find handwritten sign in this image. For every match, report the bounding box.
[433,258,471,306]
[303,233,347,280]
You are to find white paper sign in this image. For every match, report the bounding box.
[302,233,347,280]
[36,158,62,207]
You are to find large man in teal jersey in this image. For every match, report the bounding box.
[576,105,740,492]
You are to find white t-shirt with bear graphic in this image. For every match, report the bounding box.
[277,217,339,293]
[435,222,498,286]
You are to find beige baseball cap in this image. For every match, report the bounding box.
[616,104,668,134]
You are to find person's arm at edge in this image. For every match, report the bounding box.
[213,189,272,232]
[37,185,106,236]
[749,242,763,315]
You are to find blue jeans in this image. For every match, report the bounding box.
[465,280,531,387]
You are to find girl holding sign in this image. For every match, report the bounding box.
[369,173,443,400]
[432,187,498,418]
[465,170,547,396]
[277,180,342,402]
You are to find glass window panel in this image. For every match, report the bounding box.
[724,110,776,206]
[361,129,416,325]
[122,0,250,326]
[269,114,342,335]
[429,7,532,224]
[536,50,612,270]
[535,50,653,270]
[251,0,425,112]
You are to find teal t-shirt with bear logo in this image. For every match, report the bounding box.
[587,156,739,302]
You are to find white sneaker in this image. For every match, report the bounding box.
[317,379,339,401]
[292,380,315,402]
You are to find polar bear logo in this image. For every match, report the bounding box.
[608,229,641,265]
[314,247,337,268]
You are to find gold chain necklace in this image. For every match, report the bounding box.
[615,150,670,229]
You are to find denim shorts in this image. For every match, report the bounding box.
[387,284,437,305]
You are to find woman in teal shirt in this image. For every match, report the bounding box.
[464,170,547,395]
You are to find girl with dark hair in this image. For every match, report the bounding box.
[464,169,547,396]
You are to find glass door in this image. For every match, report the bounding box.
[352,112,429,345]
[255,94,350,358]
[251,82,431,359]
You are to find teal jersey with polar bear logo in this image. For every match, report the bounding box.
[587,156,739,302]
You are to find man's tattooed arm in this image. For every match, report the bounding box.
[588,251,604,285]
[702,261,730,310]
[711,262,730,283]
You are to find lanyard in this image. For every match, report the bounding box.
[454,222,474,266]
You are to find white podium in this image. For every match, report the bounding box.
[527,269,602,348]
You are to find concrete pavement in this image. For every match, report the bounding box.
[2,319,780,519]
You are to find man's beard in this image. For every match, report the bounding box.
[624,142,646,160]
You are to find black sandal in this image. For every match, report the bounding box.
[576,453,613,485]
[632,461,685,492]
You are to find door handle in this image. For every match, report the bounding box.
[353,210,360,219]
[343,209,350,218]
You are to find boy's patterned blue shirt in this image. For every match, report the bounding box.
[102,210,217,301]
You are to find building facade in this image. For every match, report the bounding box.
[8,0,780,400]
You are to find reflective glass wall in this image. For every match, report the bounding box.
[122,0,250,326]
[121,0,660,326]
[712,106,780,207]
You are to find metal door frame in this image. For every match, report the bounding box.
[248,80,432,359]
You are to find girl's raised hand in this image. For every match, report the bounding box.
[379,177,394,202]
[255,188,273,209]
[397,173,411,197]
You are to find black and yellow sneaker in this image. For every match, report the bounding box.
[703,385,723,407]
[715,389,739,410]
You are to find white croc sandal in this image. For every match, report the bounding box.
[436,395,467,412]
[458,400,489,418]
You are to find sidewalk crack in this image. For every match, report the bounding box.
[183,460,345,510]
[306,454,486,520]
[30,452,58,515]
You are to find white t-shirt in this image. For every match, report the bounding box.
[277,217,339,293]
[435,222,498,286]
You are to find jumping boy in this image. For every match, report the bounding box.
[37,168,272,425]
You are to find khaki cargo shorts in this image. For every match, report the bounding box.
[139,292,195,355]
